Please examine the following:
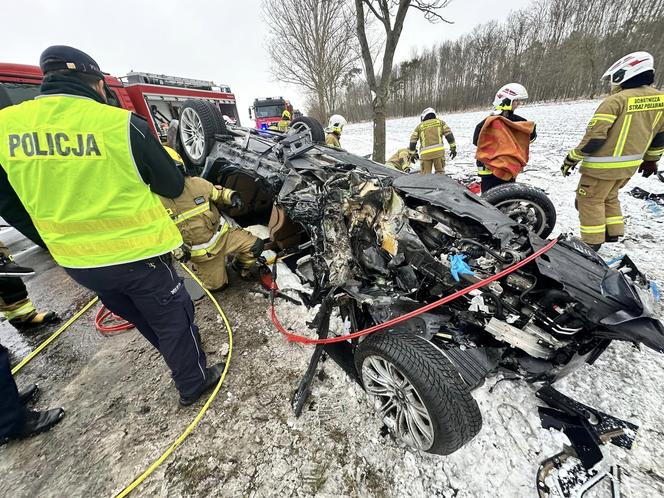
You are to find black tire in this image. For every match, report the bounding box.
[178,99,227,166]
[354,330,482,455]
[482,183,557,238]
[288,116,325,143]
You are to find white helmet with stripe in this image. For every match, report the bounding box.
[420,107,436,121]
[492,83,528,115]
[602,51,654,87]
[327,114,347,134]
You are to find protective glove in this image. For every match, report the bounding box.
[231,192,244,210]
[408,150,419,163]
[561,155,579,177]
[449,147,457,160]
[172,244,191,263]
[638,160,658,178]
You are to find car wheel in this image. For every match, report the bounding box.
[354,330,482,455]
[483,183,557,238]
[178,100,227,166]
[288,116,325,143]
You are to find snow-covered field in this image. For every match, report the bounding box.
[271,100,664,497]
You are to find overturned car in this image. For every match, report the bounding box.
[176,101,664,455]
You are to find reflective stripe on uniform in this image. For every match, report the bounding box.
[653,111,663,130]
[477,168,493,175]
[569,149,584,161]
[3,300,36,320]
[592,113,617,124]
[582,153,643,169]
[190,221,229,257]
[613,114,633,157]
[420,144,445,154]
[647,146,664,155]
[605,215,624,225]
[172,204,210,224]
[580,224,606,234]
[47,231,178,259]
[34,205,169,234]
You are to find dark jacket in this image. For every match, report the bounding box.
[0,74,184,246]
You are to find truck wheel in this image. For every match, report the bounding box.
[288,116,325,143]
[178,100,227,166]
[354,330,482,455]
[483,183,557,238]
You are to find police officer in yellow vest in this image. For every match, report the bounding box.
[409,107,456,174]
[562,52,663,250]
[0,46,223,406]
[160,146,263,291]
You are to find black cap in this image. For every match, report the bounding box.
[39,45,104,79]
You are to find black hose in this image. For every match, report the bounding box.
[459,238,512,263]
[518,274,538,305]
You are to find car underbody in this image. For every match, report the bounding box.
[173,101,664,457]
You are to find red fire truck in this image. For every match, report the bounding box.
[249,96,293,130]
[0,64,239,141]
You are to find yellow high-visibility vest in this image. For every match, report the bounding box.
[0,95,182,268]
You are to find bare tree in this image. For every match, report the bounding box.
[339,0,663,123]
[354,0,451,162]
[263,0,360,121]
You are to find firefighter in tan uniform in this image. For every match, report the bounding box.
[0,242,58,329]
[160,147,264,291]
[325,114,346,148]
[276,110,291,133]
[562,52,663,250]
[409,107,456,174]
[385,148,417,172]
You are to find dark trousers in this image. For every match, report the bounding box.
[0,344,26,439]
[481,174,512,193]
[0,276,28,307]
[65,255,207,398]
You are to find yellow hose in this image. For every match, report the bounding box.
[114,263,233,497]
[11,296,99,375]
[9,263,233,497]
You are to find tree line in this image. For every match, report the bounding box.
[337,0,664,122]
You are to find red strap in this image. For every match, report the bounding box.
[271,238,558,345]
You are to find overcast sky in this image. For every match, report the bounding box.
[2,0,532,122]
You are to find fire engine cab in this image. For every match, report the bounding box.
[0,64,239,141]
[249,96,293,130]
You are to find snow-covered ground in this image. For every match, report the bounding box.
[271,100,664,497]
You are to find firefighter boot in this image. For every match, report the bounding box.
[5,299,59,330]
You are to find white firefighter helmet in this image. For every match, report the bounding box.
[327,114,347,134]
[602,51,654,87]
[420,107,436,121]
[492,83,528,115]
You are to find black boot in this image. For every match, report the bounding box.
[0,254,34,277]
[588,243,602,251]
[18,384,39,404]
[179,362,224,406]
[1,408,65,445]
[605,235,620,243]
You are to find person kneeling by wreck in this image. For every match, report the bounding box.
[160,146,264,291]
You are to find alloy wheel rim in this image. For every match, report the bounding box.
[494,198,547,235]
[180,107,206,161]
[362,355,434,451]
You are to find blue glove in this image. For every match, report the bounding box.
[449,254,475,282]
